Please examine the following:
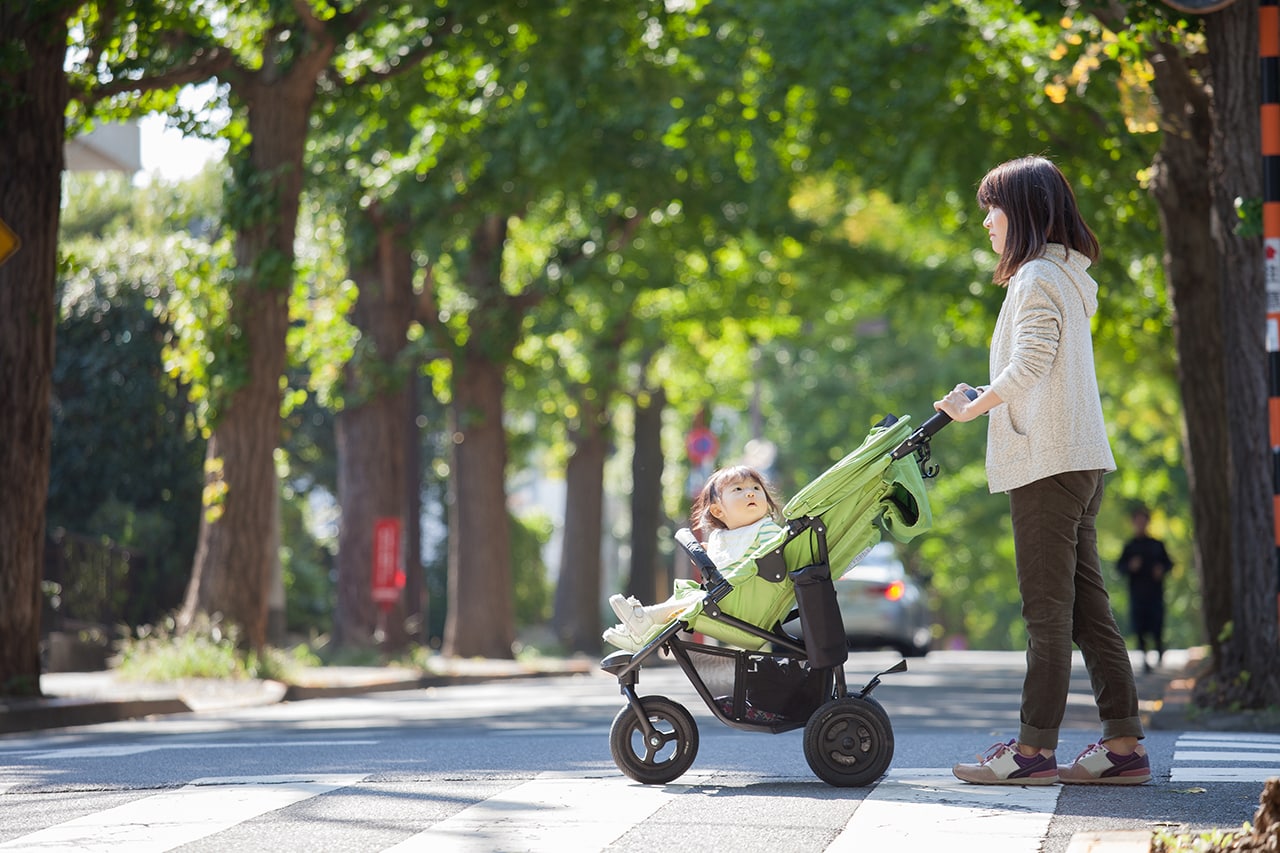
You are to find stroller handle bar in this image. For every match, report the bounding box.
[674,528,733,598]
[888,387,979,464]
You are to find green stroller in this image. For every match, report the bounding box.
[600,404,965,787]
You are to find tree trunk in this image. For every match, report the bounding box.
[179,45,334,650]
[404,361,426,640]
[628,387,667,604]
[1206,0,1280,706]
[1146,39,1233,658]
[334,209,415,651]
[0,14,67,696]
[443,354,516,657]
[442,215,517,658]
[553,410,610,654]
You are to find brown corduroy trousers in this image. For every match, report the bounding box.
[1008,469,1144,750]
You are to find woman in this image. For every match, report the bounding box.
[936,156,1150,786]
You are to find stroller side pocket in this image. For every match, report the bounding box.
[788,563,849,670]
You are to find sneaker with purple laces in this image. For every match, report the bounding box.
[1060,742,1151,785]
[952,739,1059,785]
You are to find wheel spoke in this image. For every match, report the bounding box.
[609,696,699,785]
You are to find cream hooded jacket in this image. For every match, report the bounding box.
[984,244,1116,494]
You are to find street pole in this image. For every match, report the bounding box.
[1263,0,1280,628]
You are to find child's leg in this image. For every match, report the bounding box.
[610,593,698,639]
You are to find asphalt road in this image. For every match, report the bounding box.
[0,650,1275,852]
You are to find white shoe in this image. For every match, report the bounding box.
[602,625,643,652]
[609,594,656,637]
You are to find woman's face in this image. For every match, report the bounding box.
[983,206,1008,255]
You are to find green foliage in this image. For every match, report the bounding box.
[46,0,1213,657]
[511,510,554,628]
[279,474,337,637]
[116,614,318,683]
[1152,824,1251,853]
[51,221,210,626]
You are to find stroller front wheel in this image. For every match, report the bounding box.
[803,695,894,787]
[609,695,699,785]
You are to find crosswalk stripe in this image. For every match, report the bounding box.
[384,771,694,852]
[1178,733,1280,745]
[1171,767,1280,783]
[1172,733,1280,784]
[826,768,1061,853]
[0,773,366,853]
[1175,750,1280,762]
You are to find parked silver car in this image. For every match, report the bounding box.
[833,541,933,657]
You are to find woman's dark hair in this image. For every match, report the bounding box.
[690,465,782,534]
[977,156,1100,285]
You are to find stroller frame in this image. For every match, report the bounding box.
[601,406,966,787]
[601,516,908,787]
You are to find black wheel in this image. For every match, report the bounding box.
[803,696,894,787]
[609,695,699,785]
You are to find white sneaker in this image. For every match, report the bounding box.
[602,625,643,652]
[609,594,656,637]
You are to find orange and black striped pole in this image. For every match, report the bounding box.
[1264,0,1280,624]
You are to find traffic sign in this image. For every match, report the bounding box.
[372,517,406,607]
[686,427,719,466]
[0,218,18,267]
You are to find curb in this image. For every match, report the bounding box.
[0,696,193,735]
[1,659,600,735]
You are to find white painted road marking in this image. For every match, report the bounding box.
[384,771,699,852]
[1171,733,1280,783]
[827,768,1061,853]
[0,739,378,760]
[0,774,366,852]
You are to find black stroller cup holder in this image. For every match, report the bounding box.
[601,518,906,788]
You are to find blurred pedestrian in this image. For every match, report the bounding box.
[935,156,1149,786]
[1117,505,1172,673]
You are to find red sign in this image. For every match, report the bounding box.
[372,518,406,607]
[686,427,719,465]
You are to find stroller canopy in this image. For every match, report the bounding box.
[779,414,932,580]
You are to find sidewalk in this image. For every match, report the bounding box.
[0,655,598,735]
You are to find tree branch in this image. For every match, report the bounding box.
[338,15,457,88]
[80,47,238,105]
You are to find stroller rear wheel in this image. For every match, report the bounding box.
[803,696,894,787]
[609,695,699,785]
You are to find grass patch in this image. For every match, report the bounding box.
[1152,825,1250,852]
[116,615,319,684]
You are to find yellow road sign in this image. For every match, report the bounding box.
[0,217,18,267]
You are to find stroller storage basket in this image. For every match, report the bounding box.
[686,644,830,725]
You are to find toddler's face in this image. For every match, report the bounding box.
[712,477,769,530]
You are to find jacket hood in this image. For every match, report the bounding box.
[1044,243,1097,318]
